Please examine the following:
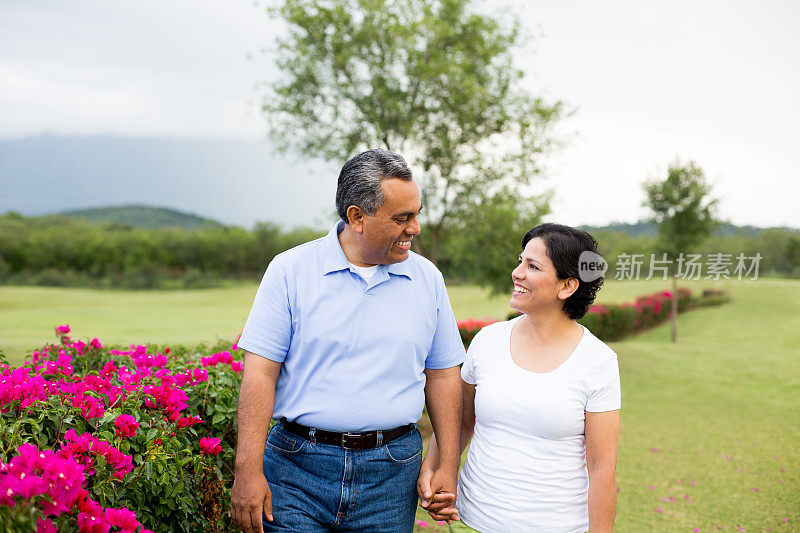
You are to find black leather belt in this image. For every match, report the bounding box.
[280,418,414,450]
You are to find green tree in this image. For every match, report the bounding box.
[786,235,800,275]
[443,189,546,294]
[643,160,719,342]
[262,0,564,263]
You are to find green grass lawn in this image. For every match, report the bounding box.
[0,285,258,365]
[429,279,799,532]
[0,278,726,365]
[1,279,798,531]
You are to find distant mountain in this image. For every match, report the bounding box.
[0,134,338,229]
[56,205,224,230]
[580,220,777,238]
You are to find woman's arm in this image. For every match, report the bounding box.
[585,409,620,533]
[418,380,476,519]
[422,380,476,470]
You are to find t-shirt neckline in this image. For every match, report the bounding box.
[506,316,586,376]
[347,261,380,280]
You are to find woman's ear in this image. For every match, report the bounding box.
[558,278,580,301]
[347,205,365,234]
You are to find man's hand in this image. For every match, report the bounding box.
[231,470,273,532]
[417,466,459,523]
[232,354,281,532]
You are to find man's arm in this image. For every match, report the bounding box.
[418,380,475,521]
[231,351,282,533]
[585,410,620,533]
[421,366,463,508]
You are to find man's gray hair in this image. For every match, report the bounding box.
[336,149,413,223]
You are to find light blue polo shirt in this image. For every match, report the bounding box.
[238,221,466,431]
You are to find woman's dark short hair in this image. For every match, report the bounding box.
[522,223,603,320]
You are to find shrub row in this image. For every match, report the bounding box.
[0,213,322,289]
[456,287,730,346]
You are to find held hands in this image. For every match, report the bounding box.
[231,471,273,533]
[416,463,460,524]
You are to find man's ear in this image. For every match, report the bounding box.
[558,278,579,301]
[347,205,365,234]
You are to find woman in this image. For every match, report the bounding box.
[418,223,620,533]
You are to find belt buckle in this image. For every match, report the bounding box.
[340,432,366,449]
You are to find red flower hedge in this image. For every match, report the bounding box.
[458,287,729,346]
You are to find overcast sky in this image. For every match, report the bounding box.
[1,0,798,228]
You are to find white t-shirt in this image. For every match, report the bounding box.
[456,316,621,533]
[347,261,380,280]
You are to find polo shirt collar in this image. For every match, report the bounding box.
[386,255,413,279]
[321,220,414,280]
[322,221,351,275]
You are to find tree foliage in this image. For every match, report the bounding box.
[643,160,719,257]
[263,0,564,262]
[642,159,719,342]
[443,189,546,294]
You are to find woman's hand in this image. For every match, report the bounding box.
[417,463,459,523]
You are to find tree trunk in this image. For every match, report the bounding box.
[670,274,678,343]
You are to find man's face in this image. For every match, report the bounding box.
[359,178,422,265]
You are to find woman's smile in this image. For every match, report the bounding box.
[512,284,531,296]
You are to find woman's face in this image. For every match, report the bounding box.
[509,237,566,314]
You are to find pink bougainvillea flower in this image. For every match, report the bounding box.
[114,414,139,438]
[230,361,244,373]
[37,517,57,533]
[56,325,71,335]
[176,415,204,428]
[77,511,111,533]
[199,437,222,456]
[1,443,87,517]
[99,361,118,378]
[104,507,140,532]
[192,367,209,385]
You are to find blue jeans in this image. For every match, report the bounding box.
[262,422,423,532]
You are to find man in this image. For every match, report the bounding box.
[231,149,464,532]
